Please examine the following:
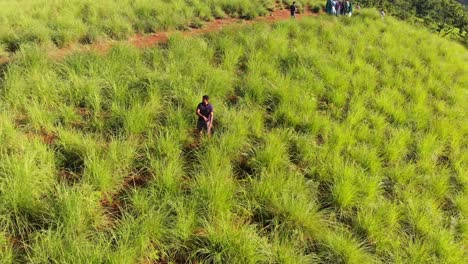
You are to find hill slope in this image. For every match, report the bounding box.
[0,10,467,263]
[0,0,317,55]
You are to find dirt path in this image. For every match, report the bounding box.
[0,8,317,65]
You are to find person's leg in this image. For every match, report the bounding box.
[206,121,212,137]
[197,119,205,136]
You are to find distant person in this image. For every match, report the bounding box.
[380,9,386,18]
[340,1,346,15]
[326,0,333,14]
[331,0,337,15]
[290,2,297,18]
[337,1,342,15]
[345,0,353,16]
[196,95,214,137]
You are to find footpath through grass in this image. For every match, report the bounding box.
[0,9,467,263]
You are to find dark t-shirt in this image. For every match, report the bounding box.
[197,103,213,120]
[290,5,297,14]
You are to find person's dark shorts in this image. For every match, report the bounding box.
[197,119,208,131]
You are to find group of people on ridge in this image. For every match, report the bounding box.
[326,0,354,16]
[289,1,355,18]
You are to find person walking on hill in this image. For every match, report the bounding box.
[196,95,214,137]
[290,2,298,18]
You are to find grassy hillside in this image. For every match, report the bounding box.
[0,10,467,263]
[0,0,317,54]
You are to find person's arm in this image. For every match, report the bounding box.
[207,111,214,135]
[196,108,208,121]
[209,111,214,123]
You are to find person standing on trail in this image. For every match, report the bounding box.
[338,1,344,15]
[380,9,386,19]
[331,0,337,15]
[326,0,333,14]
[196,95,214,137]
[345,0,353,17]
[290,2,298,18]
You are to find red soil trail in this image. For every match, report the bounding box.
[0,8,318,65]
[130,8,316,49]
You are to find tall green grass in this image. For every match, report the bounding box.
[0,0,317,53]
[0,9,466,263]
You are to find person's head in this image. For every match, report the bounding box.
[202,95,210,104]
[293,1,296,5]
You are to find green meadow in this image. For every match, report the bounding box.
[0,0,318,54]
[0,9,467,263]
